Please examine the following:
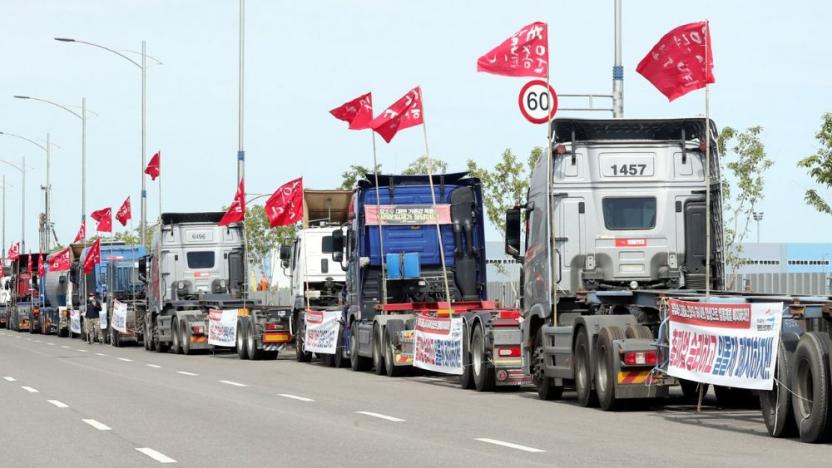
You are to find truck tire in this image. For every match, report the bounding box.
[333,324,347,368]
[171,320,181,354]
[574,328,598,407]
[595,326,625,411]
[237,320,249,359]
[247,320,263,360]
[155,317,169,353]
[181,320,192,355]
[372,323,385,376]
[533,327,563,400]
[384,324,404,377]
[624,325,652,340]
[295,313,311,363]
[350,324,371,371]
[791,332,832,443]
[144,321,152,351]
[460,325,474,390]
[760,340,797,438]
[472,325,495,392]
[111,328,122,348]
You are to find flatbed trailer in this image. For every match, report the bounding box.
[235,305,294,360]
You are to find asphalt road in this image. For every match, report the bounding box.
[1,329,829,467]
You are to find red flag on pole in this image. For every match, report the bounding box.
[219,179,246,226]
[476,21,549,78]
[7,242,19,261]
[116,197,132,226]
[48,247,72,272]
[27,253,32,274]
[636,21,714,101]
[265,177,303,227]
[83,238,101,274]
[145,151,161,181]
[330,92,373,130]
[369,87,424,143]
[91,207,113,232]
[38,254,45,277]
[72,221,86,244]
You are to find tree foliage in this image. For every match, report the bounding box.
[339,164,380,190]
[798,113,832,214]
[244,204,296,276]
[402,155,448,175]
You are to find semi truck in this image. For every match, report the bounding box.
[280,189,350,364]
[0,265,11,328]
[7,253,43,333]
[100,244,147,346]
[143,212,290,359]
[328,172,525,390]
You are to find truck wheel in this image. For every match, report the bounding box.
[237,320,249,359]
[350,324,371,371]
[171,320,181,354]
[372,324,385,376]
[624,325,652,340]
[111,328,121,348]
[384,329,404,377]
[155,318,169,353]
[791,332,832,443]
[760,341,797,438]
[472,325,495,392]
[533,327,562,400]
[334,324,347,368]
[181,321,192,355]
[595,326,625,411]
[460,325,474,390]
[144,322,152,350]
[574,328,598,407]
[247,320,263,360]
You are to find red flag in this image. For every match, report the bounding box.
[476,21,549,78]
[636,21,714,102]
[265,177,303,227]
[330,92,373,130]
[27,253,32,274]
[7,242,19,261]
[145,151,160,181]
[48,247,72,272]
[38,254,45,277]
[72,221,86,244]
[116,197,132,226]
[91,207,112,232]
[83,238,101,274]
[219,179,246,226]
[369,87,424,143]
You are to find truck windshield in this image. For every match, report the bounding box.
[321,236,333,253]
[186,251,215,269]
[602,197,657,230]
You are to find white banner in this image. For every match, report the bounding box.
[303,310,340,354]
[413,316,464,375]
[668,299,782,390]
[112,300,128,333]
[100,303,108,329]
[70,309,81,334]
[208,309,238,347]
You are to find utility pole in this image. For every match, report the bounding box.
[753,211,764,243]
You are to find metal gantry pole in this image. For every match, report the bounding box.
[45,132,51,252]
[141,40,147,247]
[612,0,623,118]
[21,155,25,253]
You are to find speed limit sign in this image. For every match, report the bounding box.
[518,79,558,124]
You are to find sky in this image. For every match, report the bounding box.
[1,0,830,251]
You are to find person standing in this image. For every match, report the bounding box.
[85,293,102,344]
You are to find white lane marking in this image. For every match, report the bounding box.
[135,447,177,464]
[475,438,545,453]
[176,371,198,376]
[355,411,405,422]
[118,357,133,362]
[48,400,69,408]
[26,338,32,341]
[82,419,112,431]
[76,348,88,353]
[47,342,55,346]
[278,393,314,402]
[15,335,21,339]
[61,345,69,349]
[219,380,247,387]
[145,364,162,369]
[3,376,16,382]
[95,352,107,356]
[34,339,41,343]
[21,386,39,393]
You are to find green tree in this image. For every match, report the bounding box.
[798,113,832,214]
[402,155,447,175]
[718,126,773,283]
[340,164,380,190]
[244,204,296,277]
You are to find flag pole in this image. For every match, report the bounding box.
[370,132,388,305]
[704,19,712,299]
[545,71,558,323]
[419,89,453,312]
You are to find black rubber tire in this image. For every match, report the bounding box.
[595,326,626,411]
[679,379,709,404]
[472,325,495,392]
[533,327,563,400]
[171,320,181,354]
[263,351,279,360]
[247,320,263,360]
[155,318,169,353]
[372,324,385,376]
[295,313,311,363]
[625,324,653,340]
[350,324,371,371]
[760,340,798,438]
[384,328,404,377]
[144,321,152,351]
[181,321,192,355]
[237,320,248,359]
[333,324,347,368]
[574,328,598,407]
[459,325,475,390]
[791,332,832,443]
[111,327,122,348]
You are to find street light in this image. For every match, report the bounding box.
[753,211,764,243]
[55,37,161,247]
[0,157,28,253]
[0,131,60,251]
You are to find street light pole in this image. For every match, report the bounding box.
[612,0,623,117]
[238,0,245,184]
[753,211,764,243]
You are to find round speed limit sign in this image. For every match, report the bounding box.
[518,79,558,124]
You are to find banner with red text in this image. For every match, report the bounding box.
[303,310,340,354]
[413,316,464,375]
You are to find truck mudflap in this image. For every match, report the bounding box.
[184,319,211,350]
[610,340,672,399]
[490,321,528,386]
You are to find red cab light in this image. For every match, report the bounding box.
[264,322,283,331]
[623,350,657,366]
[495,346,521,358]
[191,326,204,335]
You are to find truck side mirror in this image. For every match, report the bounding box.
[505,208,523,259]
[331,229,345,263]
[279,245,292,269]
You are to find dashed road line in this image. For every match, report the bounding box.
[26,338,32,341]
[135,447,177,464]
[219,380,247,387]
[146,364,162,369]
[47,400,69,408]
[176,371,198,376]
[3,376,16,382]
[95,352,107,356]
[76,348,88,353]
[475,438,545,453]
[278,393,314,402]
[34,339,41,343]
[355,411,405,422]
[47,342,55,346]
[21,386,39,393]
[82,419,112,431]
[118,357,134,362]
[61,345,69,349]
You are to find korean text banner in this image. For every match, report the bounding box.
[304,310,340,354]
[112,299,128,333]
[208,309,238,347]
[414,316,464,375]
[667,299,782,390]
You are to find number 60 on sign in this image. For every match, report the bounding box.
[518,79,558,125]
